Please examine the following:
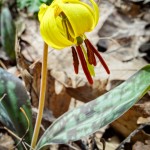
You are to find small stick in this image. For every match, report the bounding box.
[116,123,150,150]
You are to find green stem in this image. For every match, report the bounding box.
[30,42,48,149]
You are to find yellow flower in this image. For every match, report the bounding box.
[39,0,110,84]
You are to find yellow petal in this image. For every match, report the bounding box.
[90,0,99,25]
[38,4,48,22]
[40,6,74,49]
[62,0,99,27]
[58,2,95,37]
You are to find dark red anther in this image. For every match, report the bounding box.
[85,39,110,74]
[76,45,93,84]
[71,47,79,74]
[84,39,97,66]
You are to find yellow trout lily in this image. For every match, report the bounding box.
[39,0,110,84]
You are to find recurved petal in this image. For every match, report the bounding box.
[58,2,95,37]
[40,6,74,49]
[63,0,99,27]
[38,4,48,22]
[63,0,80,2]
[90,0,99,25]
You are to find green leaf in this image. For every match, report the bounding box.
[36,65,150,150]
[17,0,53,13]
[40,0,53,5]
[1,7,16,60]
[17,0,30,9]
[27,0,42,13]
[0,102,15,131]
[0,68,33,145]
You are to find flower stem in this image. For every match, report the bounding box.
[30,42,48,149]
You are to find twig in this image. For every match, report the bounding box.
[67,143,79,150]
[100,138,106,150]
[19,107,30,141]
[0,126,33,150]
[116,123,150,150]
[0,94,6,102]
[0,60,7,70]
[0,106,33,149]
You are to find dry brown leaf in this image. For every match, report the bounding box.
[29,61,42,106]
[66,79,108,103]
[0,146,8,150]
[137,117,150,124]
[105,137,120,150]
[0,133,14,149]
[132,141,150,150]
[111,94,150,142]
[45,70,72,117]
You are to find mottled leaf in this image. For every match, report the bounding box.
[27,0,53,12]
[1,7,16,60]
[26,0,41,13]
[0,68,33,145]
[17,0,53,13]
[17,0,29,9]
[0,102,15,131]
[36,65,150,150]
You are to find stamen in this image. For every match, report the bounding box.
[76,45,93,84]
[85,39,110,74]
[61,12,74,42]
[71,47,79,74]
[84,40,97,66]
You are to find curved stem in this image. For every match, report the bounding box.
[30,42,48,149]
